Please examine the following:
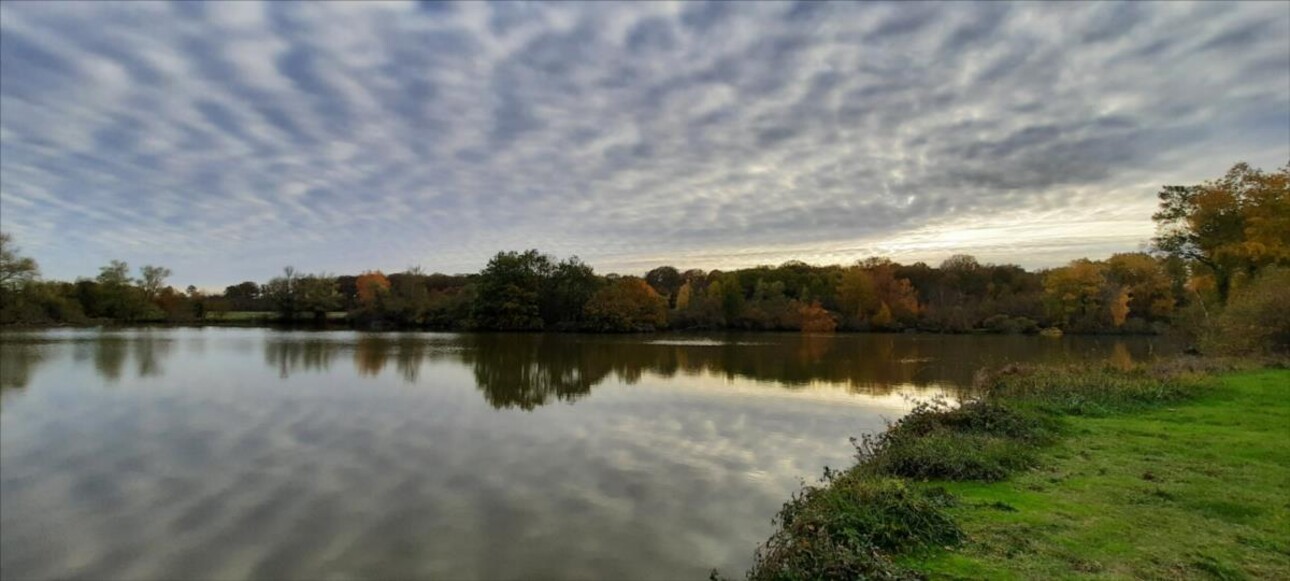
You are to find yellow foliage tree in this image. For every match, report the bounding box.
[1043,260,1107,329]
[1153,162,1290,302]
[1110,288,1131,328]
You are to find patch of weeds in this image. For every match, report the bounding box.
[852,398,1054,482]
[858,430,1038,482]
[975,363,1212,416]
[743,475,961,581]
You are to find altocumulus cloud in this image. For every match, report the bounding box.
[0,1,1286,286]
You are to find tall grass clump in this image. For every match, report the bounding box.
[975,363,1212,416]
[744,475,961,581]
[856,399,1056,481]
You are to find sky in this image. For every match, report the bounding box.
[1,1,1287,288]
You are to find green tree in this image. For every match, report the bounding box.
[541,257,602,329]
[139,265,172,300]
[472,250,552,330]
[264,267,299,320]
[644,266,683,306]
[0,232,39,290]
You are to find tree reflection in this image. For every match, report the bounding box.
[461,335,613,410]
[264,338,340,378]
[0,341,46,392]
[132,334,172,378]
[250,333,1166,409]
[93,337,129,382]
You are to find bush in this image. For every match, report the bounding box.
[745,476,960,581]
[1205,268,1290,356]
[859,430,1039,482]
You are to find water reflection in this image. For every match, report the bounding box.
[464,335,611,410]
[264,337,339,378]
[0,342,44,393]
[2,331,1179,404]
[0,329,1183,580]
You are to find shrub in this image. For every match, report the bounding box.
[1205,268,1290,356]
[745,476,960,581]
[859,430,1039,482]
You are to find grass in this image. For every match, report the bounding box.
[735,361,1290,580]
[906,369,1290,580]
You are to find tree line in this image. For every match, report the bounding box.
[1,162,1285,349]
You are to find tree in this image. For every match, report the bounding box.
[1109,288,1131,328]
[1206,268,1290,355]
[223,281,262,310]
[583,277,668,331]
[644,266,683,306]
[1043,260,1107,330]
[92,260,155,321]
[472,250,552,330]
[798,301,836,333]
[139,265,172,300]
[863,259,919,327]
[675,281,693,311]
[264,267,299,320]
[296,274,341,322]
[836,267,878,325]
[1104,253,1175,321]
[1153,162,1290,302]
[541,257,601,328]
[97,260,132,287]
[0,232,39,290]
[355,271,391,306]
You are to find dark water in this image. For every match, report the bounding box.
[0,329,1177,580]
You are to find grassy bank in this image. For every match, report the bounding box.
[736,361,1289,580]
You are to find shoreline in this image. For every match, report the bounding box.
[732,361,1289,580]
[0,320,1170,338]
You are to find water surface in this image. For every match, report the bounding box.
[0,329,1176,580]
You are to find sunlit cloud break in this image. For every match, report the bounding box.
[0,1,1286,286]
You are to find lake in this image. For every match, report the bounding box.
[0,328,1177,580]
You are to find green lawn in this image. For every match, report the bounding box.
[907,370,1290,580]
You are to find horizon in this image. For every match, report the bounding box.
[1,1,1287,288]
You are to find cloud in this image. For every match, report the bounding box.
[0,1,1286,286]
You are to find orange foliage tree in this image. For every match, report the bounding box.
[355,271,390,306]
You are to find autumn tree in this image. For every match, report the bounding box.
[862,258,920,327]
[1104,252,1175,321]
[1153,162,1290,302]
[798,301,836,333]
[1043,260,1108,330]
[836,267,878,327]
[355,271,391,306]
[583,277,668,331]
